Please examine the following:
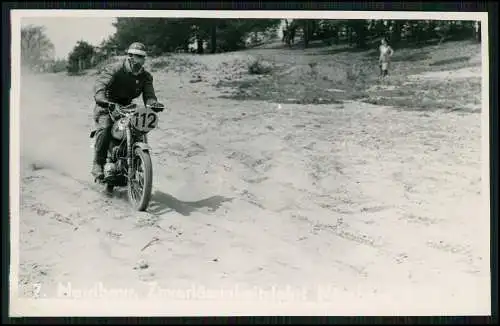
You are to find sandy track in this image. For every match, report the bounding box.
[15,62,489,315]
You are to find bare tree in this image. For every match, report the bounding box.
[21,25,55,69]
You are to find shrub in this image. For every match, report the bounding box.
[247,58,272,75]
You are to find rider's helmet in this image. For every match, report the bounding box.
[126,42,147,57]
[126,42,147,73]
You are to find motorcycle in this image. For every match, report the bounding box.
[89,101,165,211]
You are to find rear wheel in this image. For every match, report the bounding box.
[127,148,153,211]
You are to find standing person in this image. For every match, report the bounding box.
[288,25,296,46]
[378,37,394,78]
[90,42,165,181]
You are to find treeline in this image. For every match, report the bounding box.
[20,18,481,75]
[105,18,481,54]
[108,18,281,55]
[284,19,481,48]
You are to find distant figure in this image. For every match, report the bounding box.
[282,23,297,47]
[474,21,481,42]
[288,26,296,46]
[378,38,394,78]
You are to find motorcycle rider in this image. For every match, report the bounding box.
[91,42,164,181]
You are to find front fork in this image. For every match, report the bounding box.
[126,127,134,180]
[127,126,149,180]
[126,128,148,179]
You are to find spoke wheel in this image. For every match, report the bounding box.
[127,148,153,211]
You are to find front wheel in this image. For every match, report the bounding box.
[127,148,153,211]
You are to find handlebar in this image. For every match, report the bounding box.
[108,102,165,116]
[113,103,138,115]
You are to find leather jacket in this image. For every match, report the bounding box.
[94,59,158,110]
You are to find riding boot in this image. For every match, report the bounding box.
[92,162,104,180]
[92,127,110,180]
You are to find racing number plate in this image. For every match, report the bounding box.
[131,106,159,132]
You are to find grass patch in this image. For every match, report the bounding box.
[217,62,362,104]
[212,40,481,109]
[391,51,431,63]
[148,55,207,73]
[429,56,471,66]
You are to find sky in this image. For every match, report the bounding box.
[21,17,117,59]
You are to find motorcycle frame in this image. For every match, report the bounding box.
[108,105,152,184]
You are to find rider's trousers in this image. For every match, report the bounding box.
[93,105,112,166]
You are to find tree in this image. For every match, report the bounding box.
[111,18,281,55]
[389,20,403,45]
[21,25,55,70]
[348,20,368,48]
[67,40,96,74]
[113,17,193,55]
[298,19,317,48]
[99,35,119,56]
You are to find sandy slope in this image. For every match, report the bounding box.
[14,49,489,315]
